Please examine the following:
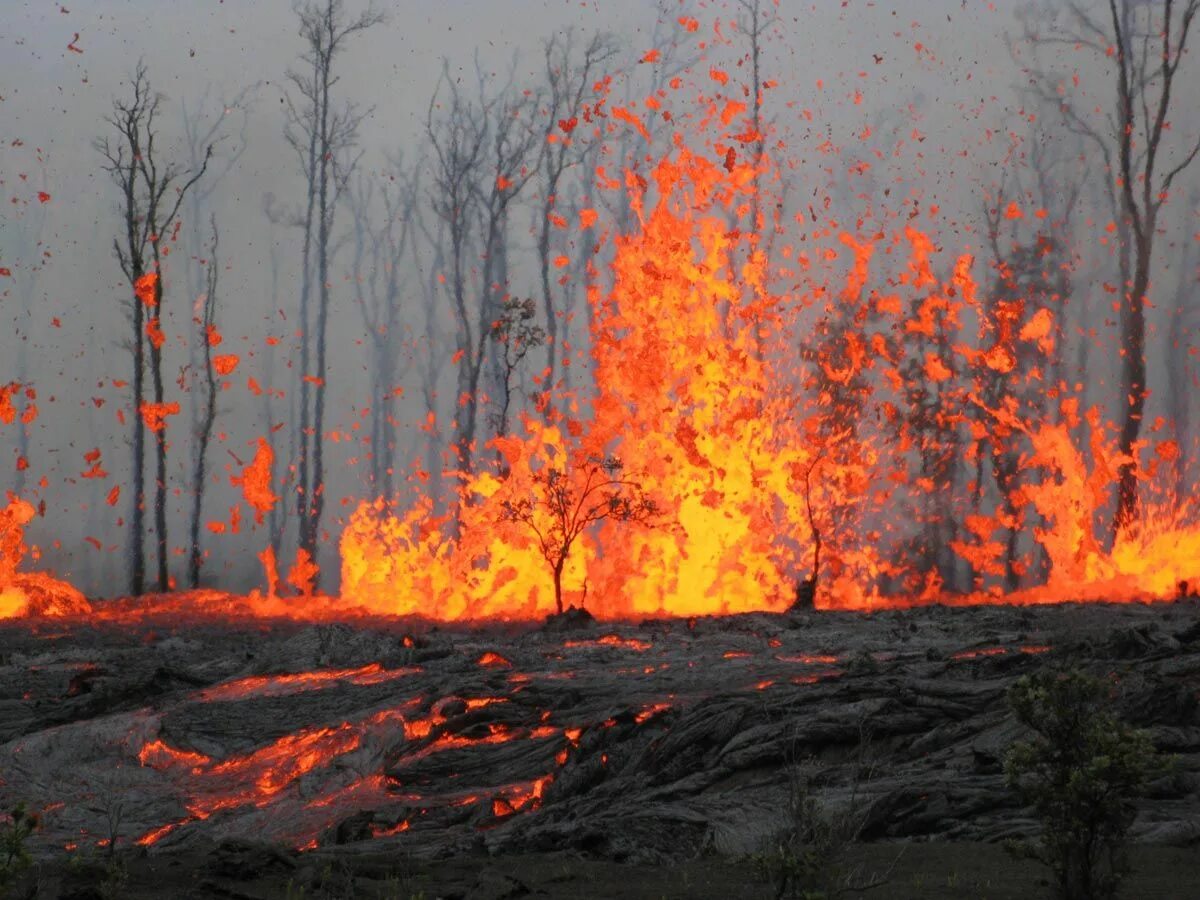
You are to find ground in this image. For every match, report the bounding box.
[10,842,1200,899]
[1,598,1198,898]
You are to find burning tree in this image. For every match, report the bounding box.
[500,455,658,615]
[965,171,1074,592]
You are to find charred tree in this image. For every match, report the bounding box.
[969,134,1079,591]
[2,154,49,500]
[345,156,421,500]
[279,0,382,586]
[734,0,780,249]
[424,65,488,488]
[187,218,220,588]
[897,271,966,593]
[1163,189,1199,497]
[179,86,254,586]
[426,59,541,493]
[97,63,211,595]
[264,242,291,565]
[535,30,618,398]
[1018,0,1200,541]
[411,207,453,517]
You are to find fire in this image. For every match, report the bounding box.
[0,496,89,619]
[336,123,1197,619]
[3,26,1197,625]
[477,651,513,668]
[491,774,553,818]
[234,437,278,526]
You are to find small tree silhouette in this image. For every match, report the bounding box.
[490,297,546,440]
[500,455,658,614]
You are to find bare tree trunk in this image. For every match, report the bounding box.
[97,63,210,596]
[188,219,220,587]
[180,86,253,588]
[279,0,383,588]
[535,32,618,402]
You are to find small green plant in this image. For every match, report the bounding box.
[752,771,876,900]
[1,803,39,893]
[753,724,899,899]
[97,855,128,900]
[1005,668,1163,900]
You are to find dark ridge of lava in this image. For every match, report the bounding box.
[1,599,1197,871]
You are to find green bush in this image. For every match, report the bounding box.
[1,803,38,894]
[1005,668,1161,900]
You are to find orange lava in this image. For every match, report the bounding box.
[563,634,652,652]
[193,663,422,703]
[477,651,513,668]
[5,32,1198,627]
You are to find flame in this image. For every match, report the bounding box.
[4,47,1198,625]
[337,127,1199,618]
[0,496,90,619]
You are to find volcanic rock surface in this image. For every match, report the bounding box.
[1,598,1198,874]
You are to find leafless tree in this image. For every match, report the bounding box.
[970,127,1080,590]
[264,243,291,563]
[178,85,255,583]
[535,30,619,396]
[424,62,488,485]
[426,57,543,491]
[1016,0,1200,539]
[792,447,827,609]
[1163,187,1200,496]
[897,279,966,591]
[734,0,781,247]
[490,297,546,441]
[411,207,453,515]
[96,62,211,595]
[275,0,383,585]
[597,2,704,238]
[187,218,220,587]
[501,455,658,615]
[0,151,49,499]
[345,155,422,500]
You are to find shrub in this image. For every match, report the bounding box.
[754,725,899,899]
[0,803,38,893]
[1005,668,1161,900]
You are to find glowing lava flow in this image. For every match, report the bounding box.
[193,664,422,703]
[134,705,413,847]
